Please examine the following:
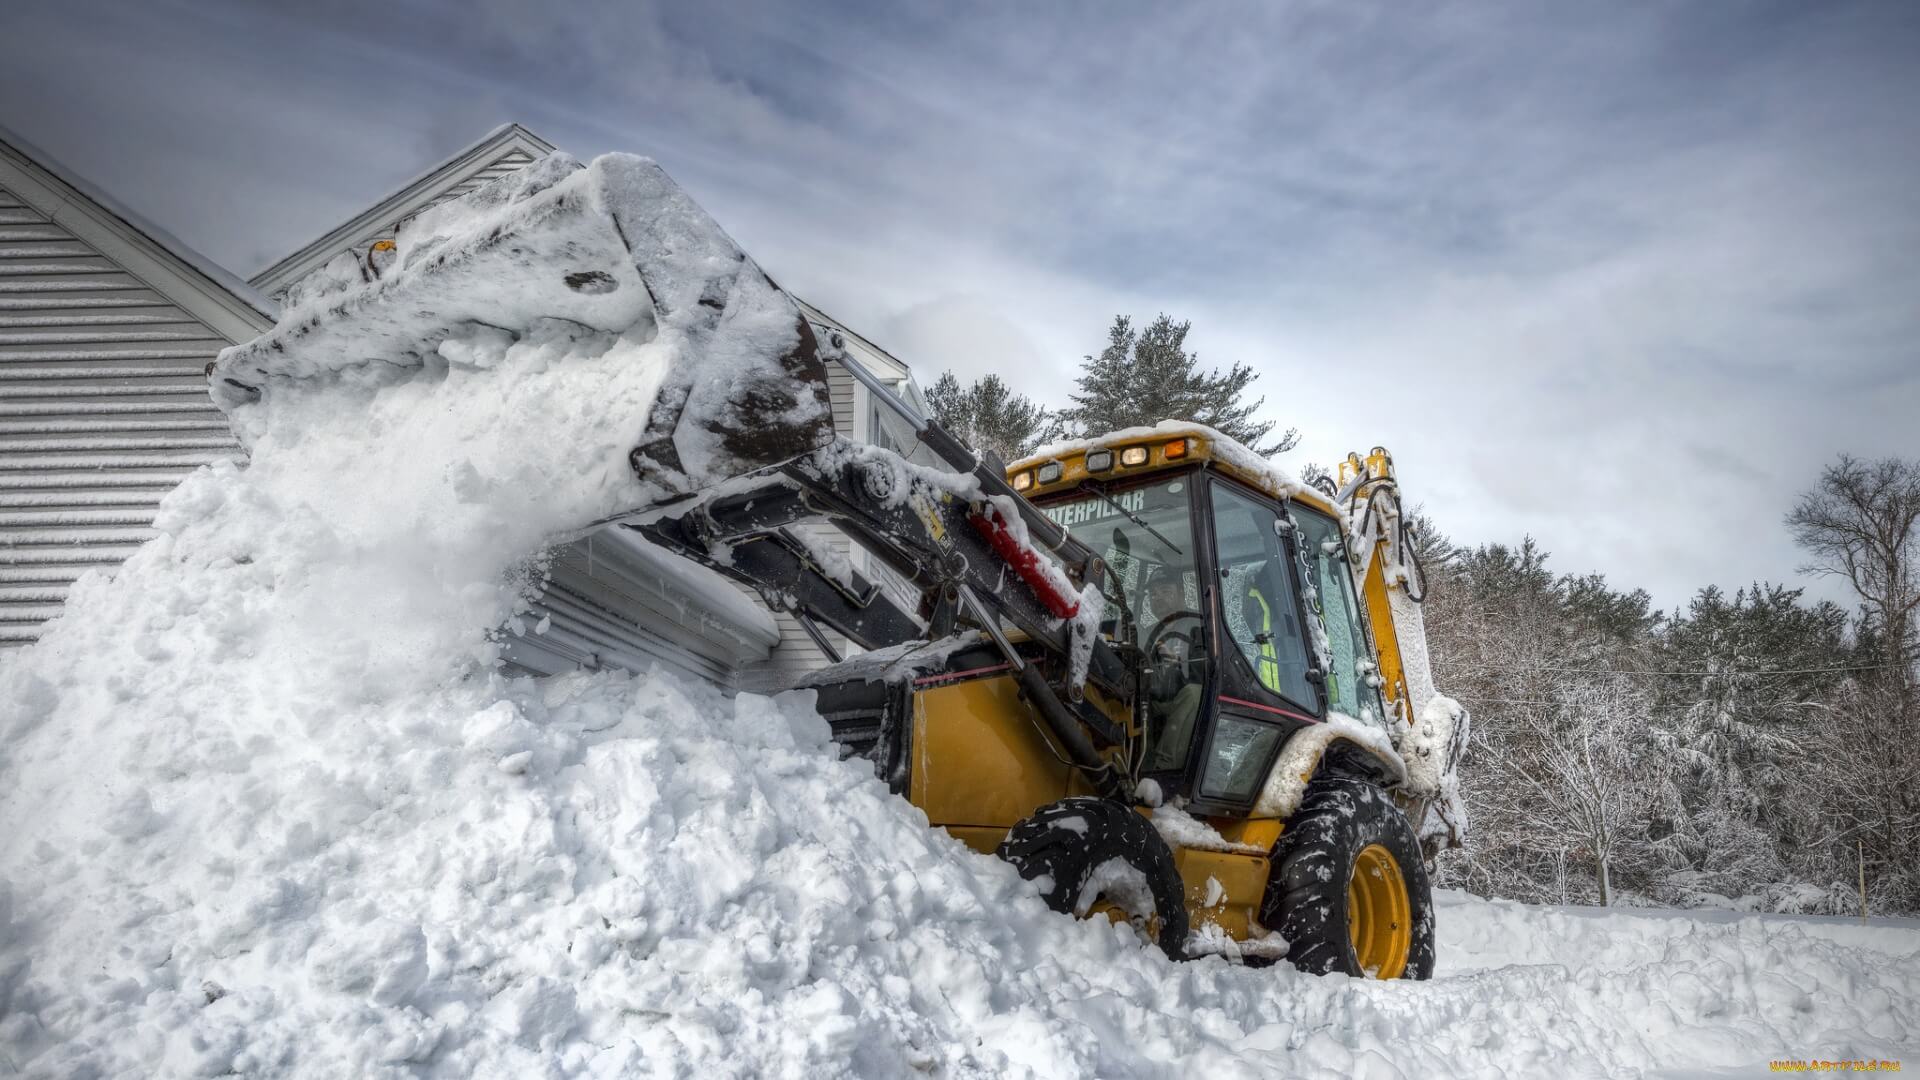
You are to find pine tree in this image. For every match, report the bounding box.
[924,371,1057,465]
[1061,314,1297,455]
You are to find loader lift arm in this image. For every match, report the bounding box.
[631,360,1139,799]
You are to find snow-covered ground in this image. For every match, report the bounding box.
[3,154,1916,1078]
[1434,893,1918,1078]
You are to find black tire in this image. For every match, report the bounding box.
[1261,776,1436,979]
[996,797,1190,959]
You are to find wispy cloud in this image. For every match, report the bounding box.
[5,0,1916,607]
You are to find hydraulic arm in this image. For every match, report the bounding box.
[631,354,1138,797]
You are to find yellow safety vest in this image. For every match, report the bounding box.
[1248,587,1279,692]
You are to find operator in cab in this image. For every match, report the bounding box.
[1143,568,1204,772]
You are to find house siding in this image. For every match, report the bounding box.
[503,527,780,688]
[0,180,242,646]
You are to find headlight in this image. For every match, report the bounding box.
[1037,461,1064,484]
[1012,471,1033,491]
[1085,449,1113,471]
[1120,446,1149,467]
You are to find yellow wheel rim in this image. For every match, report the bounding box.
[1347,843,1412,979]
[1086,898,1161,940]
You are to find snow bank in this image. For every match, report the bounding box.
[4,154,1916,1077]
[1434,890,1920,1068]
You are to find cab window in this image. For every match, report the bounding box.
[1209,483,1314,708]
[1292,508,1384,724]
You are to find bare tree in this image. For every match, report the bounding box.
[1786,455,1920,914]
[1787,454,1920,709]
[1499,681,1672,906]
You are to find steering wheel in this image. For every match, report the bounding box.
[1144,609,1204,663]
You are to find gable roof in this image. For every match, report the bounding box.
[245,122,920,386]
[0,123,276,340]
[796,298,914,384]
[248,123,557,298]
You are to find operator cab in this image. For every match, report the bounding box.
[1019,429,1388,816]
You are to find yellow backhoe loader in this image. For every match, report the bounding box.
[211,152,1468,978]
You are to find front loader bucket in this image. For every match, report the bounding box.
[212,153,834,505]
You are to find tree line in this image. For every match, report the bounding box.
[929,314,1920,915]
[1418,469,1918,916]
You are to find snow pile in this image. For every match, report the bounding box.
[4,155,1917,1076]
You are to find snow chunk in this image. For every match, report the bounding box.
[1067,581,1105,691]
[788,527,856,593]
[1393,694,1470,851]
[1187,922,1290,962]
[791,631,984,688]
[1150,803,1268,855]
[1075,857,1156,919]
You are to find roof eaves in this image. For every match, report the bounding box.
[0,122,278,327]
[795,297,914,380]
[248,122,559,293]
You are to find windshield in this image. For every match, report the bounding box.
[1042,474,1206,777]
[1039,475,1198,627]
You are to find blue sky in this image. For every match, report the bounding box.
[5,0,1917,609]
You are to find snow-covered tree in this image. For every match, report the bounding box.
[1413,483,1920,916]
[1787,454,1920,713]
[925,371,1057,465]
[1421,535,1675,905]
[1506,681,1673,907]
[1060,315,1297,455]
[1648,584,1851,904]
[1786,455,1920,914]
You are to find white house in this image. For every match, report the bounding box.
[4,122,930,692]
[0,125,275,646]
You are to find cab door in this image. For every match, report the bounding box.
[1187,478,1321,813]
